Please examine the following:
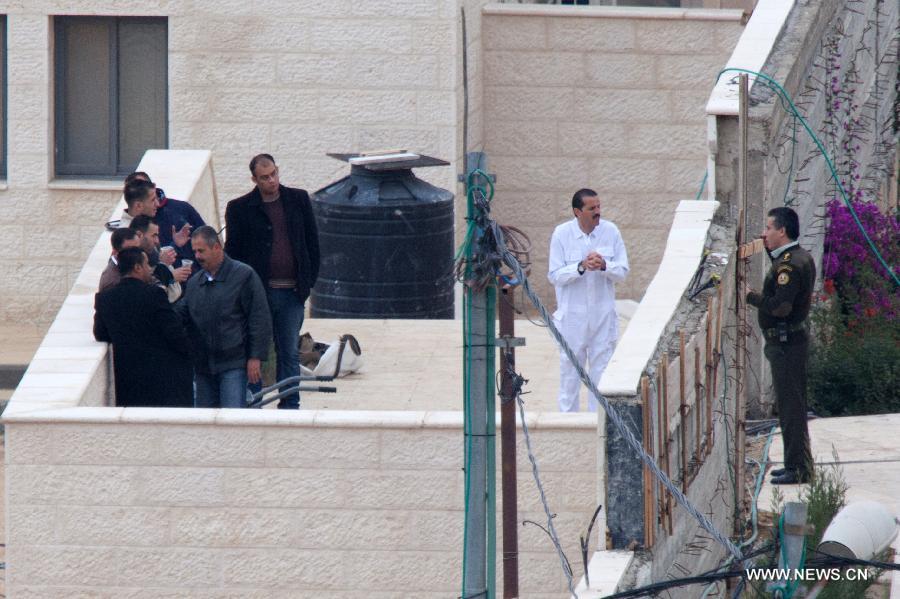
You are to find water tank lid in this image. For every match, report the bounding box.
[327,151,449,171]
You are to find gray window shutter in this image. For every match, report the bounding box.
[55,17,167,177]
[117,18,167,173]
[55,17,115,176]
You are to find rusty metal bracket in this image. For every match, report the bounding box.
[495,336,525,349]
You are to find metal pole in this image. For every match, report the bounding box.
[498,287,519,598]
[463,152,497,599]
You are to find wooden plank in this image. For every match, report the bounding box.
[705,297,714,457]
[656,359,665,534]
[660,352,673,534]
[694,344,702,477]
[734,73,749,529]
[679,330,688,492]
[641,375,654,548]
[738,238,765,259]
[711,281,724,454]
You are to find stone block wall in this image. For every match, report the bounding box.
[481,5,744,304]
[0,1,488,328]
[167,1,468,206]
[0,2,753,327]
[5,413,597,597]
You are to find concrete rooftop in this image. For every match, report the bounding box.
[294,311,630,412]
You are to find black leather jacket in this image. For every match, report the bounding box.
[176,256,273,375]
[224,184,320,302]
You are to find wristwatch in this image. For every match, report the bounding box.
[577,261,586,276]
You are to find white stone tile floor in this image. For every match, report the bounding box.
[759,413,900,512]
[758,412,900,596]
[296,318,564,412]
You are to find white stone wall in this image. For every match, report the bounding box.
[481,5,744,304]
[0,1,479,328]
[0,1,744,327]
[167,1,469,213]
[1,8,118,325]
[5,413,596,597]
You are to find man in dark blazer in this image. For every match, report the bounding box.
[93,247,194,408]
[224,153,320,409]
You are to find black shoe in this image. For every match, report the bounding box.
[770,467,787,477]
[771,471,810,485]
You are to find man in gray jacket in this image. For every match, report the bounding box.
[177,226,272,408]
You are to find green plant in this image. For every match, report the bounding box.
[744,454,885,598]
[800,453,878,599]
[808,300,900,416]
[800,449,847,551]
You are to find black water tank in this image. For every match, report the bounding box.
[311,153,454,319]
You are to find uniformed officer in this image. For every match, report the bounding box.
[746,207,816,485]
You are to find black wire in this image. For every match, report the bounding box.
[804,546,900,571]
[599,569,744,599]
[522,518,574,578]
[599,542,778,599]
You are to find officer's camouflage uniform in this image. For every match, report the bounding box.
[747,243,816,478]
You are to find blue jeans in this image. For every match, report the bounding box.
[196,368,248,408]
[250,288,304,409]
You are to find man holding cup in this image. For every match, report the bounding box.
[124,171,206,269]
[130,214,191,303]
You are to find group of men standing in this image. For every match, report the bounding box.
[94,162,813,484]
[93,154,320,410]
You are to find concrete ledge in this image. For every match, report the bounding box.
[47,179,124,191]
[599,199,719,396]
[706,0,795,115]
[3,406,597,430]
[574,549,635,597]
[484,3,744,21]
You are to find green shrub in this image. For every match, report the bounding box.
[808,300,900,416]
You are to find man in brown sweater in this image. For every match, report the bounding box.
[224,154,320,409]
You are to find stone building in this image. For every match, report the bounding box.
[0,1,745,326]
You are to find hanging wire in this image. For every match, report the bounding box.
[456,208,746,564]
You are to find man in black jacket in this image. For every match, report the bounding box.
[224,154,320,409]
[93,247,193,408]
[178,226,272,409]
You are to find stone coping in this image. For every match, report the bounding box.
[2,405,597,430]
[483,2,744,21]
[598,199,719,396]
[574,549,635,597]
[47,179,125,191]
[5,151,221,422]
[706,0,795,115]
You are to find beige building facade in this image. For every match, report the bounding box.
[0,2,742,325]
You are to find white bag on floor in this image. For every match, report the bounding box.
[299,334,363,378]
